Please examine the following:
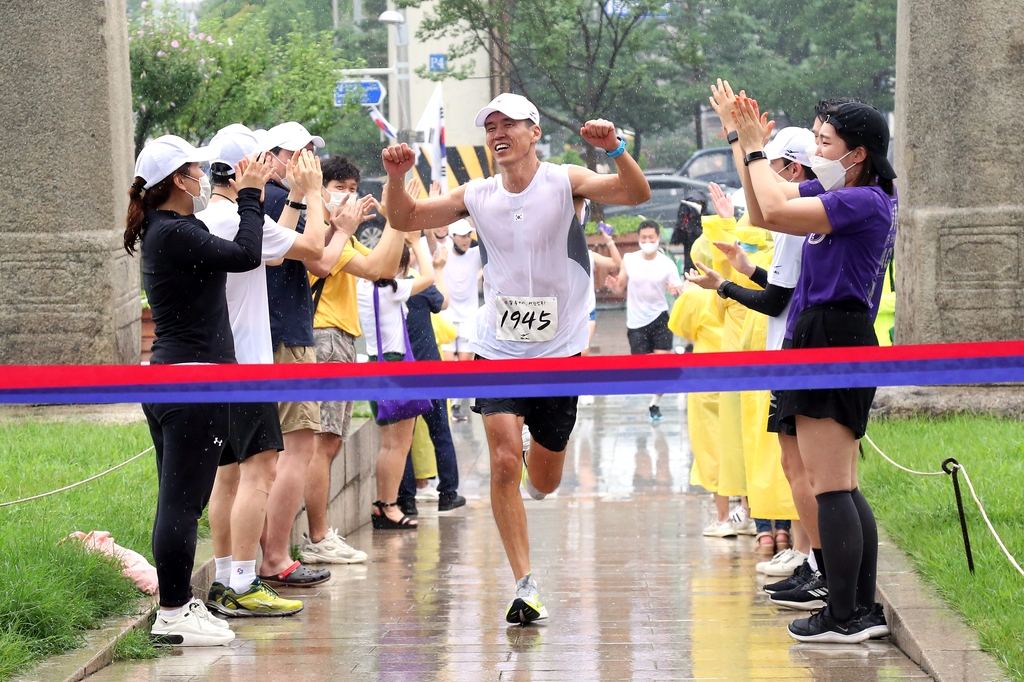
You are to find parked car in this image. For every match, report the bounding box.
[604,175,712,225]
[354,178,386,247]
[677,147,740,188]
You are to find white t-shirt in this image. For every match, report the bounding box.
[623,250,682,329]
[441,243,481,339]
[463,163,591,359]
[766,232,804,351]
[357,278,413,357]
[587,251,597,314]
[196,199,297,364]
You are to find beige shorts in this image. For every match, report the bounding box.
[273,343,321,434]
[313,327,356,440]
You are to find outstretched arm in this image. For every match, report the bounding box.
[567,120,651,207]
[381,144,469,232]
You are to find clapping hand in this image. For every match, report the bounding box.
[429,181,443,198]
[684,261,726,291]
[709,183,734,220]
[733,97,774,152]
[290,150,324,196]
[405,176,424,199]
[433,244,448,269]
[712,240,755,278]
[708,79,741,135]
[329,194,377,240]
[232,152,274,192]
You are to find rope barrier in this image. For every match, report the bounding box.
[0,446,153,509]
[864,434,1023,579]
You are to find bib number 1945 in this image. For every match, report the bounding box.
[495,296,557,343]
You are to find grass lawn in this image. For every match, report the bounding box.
[862,416,1024,681]
[0,419,160,681]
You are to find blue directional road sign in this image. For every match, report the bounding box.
[334,79,387,107]
[429,54,447,72]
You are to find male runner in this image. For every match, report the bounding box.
[381,93,650,623]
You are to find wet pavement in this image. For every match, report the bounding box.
[87,391,929,682]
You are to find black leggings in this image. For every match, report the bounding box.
[143,402,229,608]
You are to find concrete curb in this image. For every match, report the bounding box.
[877,529,1007,682]
[14,543,215,682]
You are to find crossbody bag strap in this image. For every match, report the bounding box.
[372,286,385,363]
[311,277,327,312]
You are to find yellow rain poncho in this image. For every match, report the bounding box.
[738,309,798,521]
[668,281,723,491]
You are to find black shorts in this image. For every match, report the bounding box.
[627,311,673,355]
[220,402,285,465]
[470,355,578,453]
[766,338,793,435]
[776,302,878,439]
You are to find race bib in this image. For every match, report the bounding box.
[495,296,558,342]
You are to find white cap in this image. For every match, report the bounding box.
[474,93,540,127]
[261,121,325,152]
[449,219,473,236]
[764,127,816,168]
[210,124,260,167]
[133,135,219,189]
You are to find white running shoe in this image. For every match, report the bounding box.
[728,506,757,535]
[757,549,808,577]
[415,484,440,501]
[151,598,235,646]
[300,528,368,564]
[505,574,548,624]
[702,519,738,537]
[521,451,547,500]
[190,596,231,629]
[521,423,532,454]
[578,395,595,406]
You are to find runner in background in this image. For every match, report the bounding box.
[605,220,682,421]
[439,219,482,422]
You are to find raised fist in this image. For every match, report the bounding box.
[580,119,619,153]
[382,144,416,177]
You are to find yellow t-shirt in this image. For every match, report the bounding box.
[310,238,371,336]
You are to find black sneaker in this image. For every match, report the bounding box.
[648,405,663,422]
[764,560,812,595]
[397,496,418,517]
[438,492,466,512]
[788,605,871,644]
[853,602,890,639]
[770,570,828,611]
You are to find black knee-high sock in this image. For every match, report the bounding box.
[851,488,878,609]
[812,548,827,583]
[815,490,862,622]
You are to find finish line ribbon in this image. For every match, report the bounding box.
[2,340,1023,405]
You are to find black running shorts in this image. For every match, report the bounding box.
[776,302,878,439]
[627,311,673,355]
[221,402,285,465]
[470,354,579,453]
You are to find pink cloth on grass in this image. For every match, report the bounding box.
[67,531,159,595]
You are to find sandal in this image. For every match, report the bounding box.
[258,560,331,588]
[774,529,792,552]
[372,501,418,530]
[754,531,776,556]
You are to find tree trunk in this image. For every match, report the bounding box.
[694,101,703,150]
[584,142,598,171]
[632,130,642,167]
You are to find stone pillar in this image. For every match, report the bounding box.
[0,0,139,364]
[894,1,1024,344]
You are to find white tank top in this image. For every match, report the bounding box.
[463,162,591,359]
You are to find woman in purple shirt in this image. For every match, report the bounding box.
[724,96,897,644]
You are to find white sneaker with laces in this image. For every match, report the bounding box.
[757,549,808,577]
[151,598,235,646]
[415,484,440,501]
[300,528,368,564]
[702,519,738,537]
[728,506,757,535]
[191,597,231,629]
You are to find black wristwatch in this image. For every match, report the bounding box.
[727,130,739,145]
[743,150,768,166]
[717,281,731,299]
[286,199,307,210]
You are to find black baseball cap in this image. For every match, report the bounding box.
[825,102,896,180]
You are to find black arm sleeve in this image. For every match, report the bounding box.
[720,281,794,318]
[750,266,768,289]
[163,187,264,272]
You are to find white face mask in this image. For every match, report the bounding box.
[810,150,856,192]
[639,241,660,255]
[326,191,352,212]
[184,173,212,212]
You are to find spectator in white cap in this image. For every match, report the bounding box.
[438,218,481,422]
[196,125,366,617]
[380,92,651,624]
[124,135,275,646]
[256,121,337,590]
